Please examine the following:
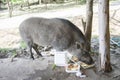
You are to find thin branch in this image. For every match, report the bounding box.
[81,18,86,33]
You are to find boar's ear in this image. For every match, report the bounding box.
[75,42,81,49]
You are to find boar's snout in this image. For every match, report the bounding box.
[78,51,94,65]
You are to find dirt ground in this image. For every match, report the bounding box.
[0,1,120,80]
[0,16,120,80]
[0,47,120,80]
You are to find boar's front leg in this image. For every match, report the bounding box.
[32,43,42,57]
[29,43,42,60]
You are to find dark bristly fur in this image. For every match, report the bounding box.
[19,17,93,64]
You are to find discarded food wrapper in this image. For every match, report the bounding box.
[66,63,86,78]
[54,52,88,78]
[76,71,86,78]
[54,51,67,66]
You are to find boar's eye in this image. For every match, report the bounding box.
[82,50,88,55]
[76,44,80,49]
[75,42,81,49]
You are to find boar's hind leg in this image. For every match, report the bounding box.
[29,44,35,60]
[28,43,42,60]
[27,41,35,60]
[32,44,42,57]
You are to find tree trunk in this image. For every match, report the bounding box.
[75,0,79,4]
[39,0,42,4]
[98,0,112,72]
[6,0,13,17]
[26,0,30,9]
[84,0,93,51]
[0,0,2,9]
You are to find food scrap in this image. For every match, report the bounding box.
[66,63,80,73]
[70,56,95,69]
[71,56,79,62]
[67,63,79,70]
[80,61,95,69]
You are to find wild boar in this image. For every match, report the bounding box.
[19,17,93,64]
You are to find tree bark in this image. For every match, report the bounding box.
[6,0,13,17]
[76,0,79,4]
[0,0,2,9]
[98,0,112,72]
[26,0,30,9]
[39,0,42,4]
[84,0,93,51]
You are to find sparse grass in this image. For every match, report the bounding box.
[0,48,17,58]
[0,48,10,54]
[79,0,86,5]
[92,35,98,39]
[11,50,17,56]
[20,41,27,49]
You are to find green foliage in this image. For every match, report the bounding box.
[11,49,17,56]
[11,0,17,3]
[20,41,27,49]
[74,0,86,5]
[1,0,23,4]
[79,0,86,4]
[11,0,23,4]
[0,48,10,54]
[0,48,17,57]
[1,0,6,3]
[92,35,98,39]
[52,64,57,70]
[110,0,118,1]
[55,0,65,3]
